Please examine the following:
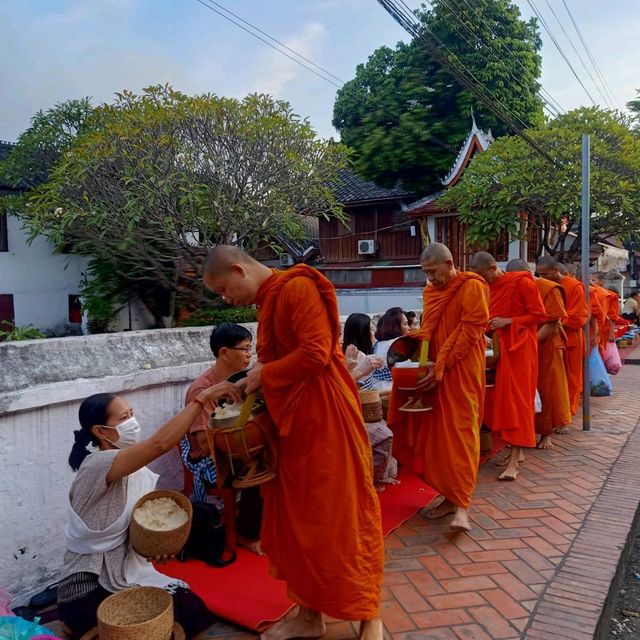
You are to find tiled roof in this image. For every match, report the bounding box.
[332,168,414,204]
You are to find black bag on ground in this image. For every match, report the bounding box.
[179,501,236,567]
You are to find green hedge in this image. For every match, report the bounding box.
[178,306,258,327]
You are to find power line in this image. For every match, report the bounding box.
[525,0,597,107]
[542,0,613,108]
[560,0,621,109]
[381,0,559,166]
[447,0,566,116]
[193,0,342,89]
[419,0,563,118]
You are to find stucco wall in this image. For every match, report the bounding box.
[0,325,258,605]
[0,214,89,333]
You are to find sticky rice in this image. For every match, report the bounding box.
[133,497,189,531]
[213,402,242,419]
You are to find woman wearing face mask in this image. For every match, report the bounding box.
[57,382,242,638]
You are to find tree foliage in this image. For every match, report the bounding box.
[628,89,640,135]
[332,0,544,192]
[13,85,348,325]
[439,107,640,259]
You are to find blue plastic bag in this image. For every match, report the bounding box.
[0,616,59,639]
[588,347,613,397]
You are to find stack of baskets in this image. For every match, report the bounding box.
[129,490,193,559]
[81,587,184,639]
[359,390,383,423]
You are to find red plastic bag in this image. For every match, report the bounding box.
[604,341,622,375]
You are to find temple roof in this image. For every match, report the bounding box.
[441,114,493,188]
[331,168,414,205]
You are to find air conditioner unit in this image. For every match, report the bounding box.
[358,239,377,255]
[279,253,294,267]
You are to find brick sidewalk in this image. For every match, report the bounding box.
[201,358,640,640]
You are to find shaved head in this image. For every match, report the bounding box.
[469,251,496,271]
[564,263,577,276]
[420,242,453,264]
[556,263,568,275]
[592,271,607,285]
[469,251,499,283]
[204,245,257,275]
[536,256,561,283]
[203,244,272,306]
[506,259,531,273]
[419,242,456,289]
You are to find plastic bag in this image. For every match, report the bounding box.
[0,591,12,618]
[589,347,613,397]
[0,615,59,639]
[534,389,542,413]
[604,342,622,375]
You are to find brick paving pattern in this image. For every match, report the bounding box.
[196,353,640,640]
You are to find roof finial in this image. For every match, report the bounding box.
[470,107,477,131]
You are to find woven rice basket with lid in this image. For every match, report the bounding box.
[95,587,175,640]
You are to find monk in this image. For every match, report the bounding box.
[507,260,571,449]
[589,272,613,357]
[470,252,546,481]
[536,258,587,422]
[591,272,618,350]
[203,246,384,640]
[388,243,488,532]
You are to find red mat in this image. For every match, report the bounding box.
[159,440,504,632]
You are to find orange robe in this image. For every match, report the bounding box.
[256,265,383,620]
[387,272,489,509]
[534,279,571,435]
[486,272,546,448]
[558,276,588,415]
[590,284,610,355]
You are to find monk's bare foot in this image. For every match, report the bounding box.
[554,426,570,435]
[496,451,525,466]
[498,447,522,481]
[449,507,471,532]
[359,617,383,640]
[538,435,553,450]
[238,536,264,556]
[375,484,386,493]
[498,466,519,481]
[261,607,325,640]
[422,498,456,520]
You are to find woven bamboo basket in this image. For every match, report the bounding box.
[129,490,192,559]
[81,622,185,640]
[359,389,383,423]
[480,428,493,456]
[96,587,174,640]
[381,396,390,420]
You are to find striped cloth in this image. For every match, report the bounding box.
[179,436,217,502]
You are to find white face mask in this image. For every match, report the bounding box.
[104,416,141,449]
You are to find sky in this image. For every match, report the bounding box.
[1,0,639,143]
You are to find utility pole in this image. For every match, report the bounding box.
[581,134,591,431]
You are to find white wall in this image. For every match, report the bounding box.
[0,214,89,332]
[335,287,423,315]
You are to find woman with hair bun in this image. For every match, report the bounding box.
[58,381,242,638]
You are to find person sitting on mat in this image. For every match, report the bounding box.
[342,313,385,390]
[182,322,263,554]
[58,383,242,638]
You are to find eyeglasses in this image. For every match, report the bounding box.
[227,346,253,354]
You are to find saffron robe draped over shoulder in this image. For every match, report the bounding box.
[256,265,384,621]
[486,271,546,448]
[534,279,572,435]
[558,276,587,415]
[388,272,489,509]
[591,284,611,356]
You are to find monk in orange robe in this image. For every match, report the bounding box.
[589,274,611,357]
[387,243,489,532]
[591,272,618,349]
[203,246,384,640]
[470,252,546,481]
[507,259,571,449]
[536,258,587,421]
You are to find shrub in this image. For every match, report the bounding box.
[178,306,258,327]
[0,323,47,341]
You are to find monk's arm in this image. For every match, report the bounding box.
[510,280,547,327]
[538,320,559,343]
[444,280,489,368]
[564,286,588,330]
[261,277,332,387]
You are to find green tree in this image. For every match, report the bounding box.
[628,89,640,135]
[439,107,640,260]
[332,0,544,193]
[19,85,348,326]
[0,98,94,189]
